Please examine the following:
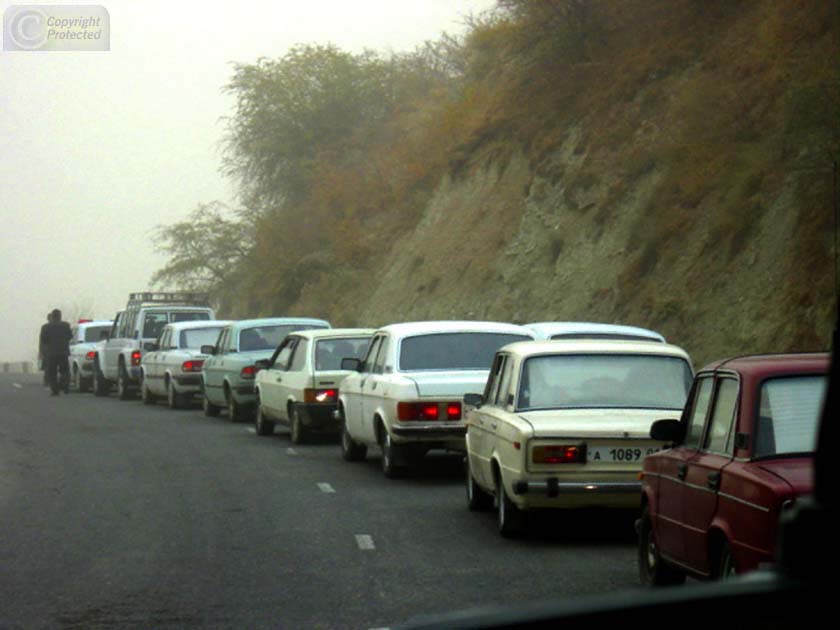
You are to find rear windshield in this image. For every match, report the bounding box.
[399,332,532,371]
[549,333,662,342]
[142,311,210,339]
[315,337,372,371]
[754,375,827,458]
[517,354,693,411]
[238,324,327,352]
[180,327,225,350]
[83,325,111,342]
[170,311,211,323]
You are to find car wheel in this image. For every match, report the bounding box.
[203,392,221,417]
[78,370,91,394]
[167,380,182,410]
[341,422,367,462]
[381,432,404,479]
[466,458,493,511]
[718,540,737,581]
[255,405,275,436]
[93,362,109,397]
[141,375,157,405]
[290,405,308,444]
[637,505,686,586]
[496,474,525,537]
[117,363,134,400]
[70,365,80,392]
[228,393,247,423]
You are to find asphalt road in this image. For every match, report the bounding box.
[0,373,642,629]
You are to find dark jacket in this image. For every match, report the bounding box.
[40,321,72,356]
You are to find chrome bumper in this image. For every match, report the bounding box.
[512,479,641,498]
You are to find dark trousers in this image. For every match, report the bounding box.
[46,355,69,394]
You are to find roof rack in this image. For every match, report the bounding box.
[127,291,211,306]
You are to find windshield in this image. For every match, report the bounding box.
[315,337,372,371]
[517,354,693,410]
[179,327,225,350]
[170,311,211,323]
[754,375,827,458]
[238,324,327,352]
[399,332,532,371]
[83,326,111,343]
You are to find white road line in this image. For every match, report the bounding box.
[317,482,335,494]
[246,428,256,434]
[286,447,298,455]
[355,534,375,550]
[12,383,23,389]
[368,627,391,630]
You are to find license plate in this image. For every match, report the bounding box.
[587,444,665,463]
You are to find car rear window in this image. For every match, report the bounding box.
[180,327,225,350]
[754,375,827,458]
[549,333,662,342]
[238,324,327,352]
[315,337,372,371]
[517,354,693,410]
[83,325,111,342]
[399,332,532,371]
[170,311,211,323]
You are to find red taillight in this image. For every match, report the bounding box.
[532,445,583,464]
[397,401,462,421]
[131,350,142,366]
[446,403,462,420]
[85,351,96,360]
[304,388,338,403]
[240,365,256,379]
[182,360,204,373]
[78,318,92,324]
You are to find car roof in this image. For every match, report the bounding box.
[286,328,376,340]
[525,321,666,342]
[498,339,691,361]
[76,320,113,328]
[163,319,233,332]
[698,352,830,377]
[231,317,331,330]
[376,321,536,338]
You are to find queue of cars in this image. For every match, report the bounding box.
[74,292,828,586]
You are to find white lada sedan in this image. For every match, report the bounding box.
[338,321,536,478]
[463,339,693,537]
[140,320,232,409]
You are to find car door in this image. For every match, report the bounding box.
[361,335,389,440]
[681,375,739,574]
[469,353,506,489]
[345,335,382,443]
[279,337,310,420]
[261,337,297,417]
[204,327,229,404]
[654,374,714,565]
[145,329,165,394]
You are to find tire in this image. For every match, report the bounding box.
[117,363,134,400]
[70,365,80,392]
[380,431,404,479]
[638,505,686,586]
[717,540,737,581]
[203,392,221,417]
[466,458,493,511]
[141,375,157,405]
[496,473,526,538]
[290,405,308,444]
[255,405,275,436]
[227,392,248,423]
[78,370,91,394]
[167,379,182,410]
[93,362,109,397]
[341,422,367,462]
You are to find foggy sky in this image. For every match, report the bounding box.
[0,0,495,361]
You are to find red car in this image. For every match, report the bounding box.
[637,353,829,584]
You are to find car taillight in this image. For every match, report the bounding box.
[446,402,462,420]
[397,401,462,421]
[304,388,338,403]
[240,365,257,379]
[532,445,585,464]
[85,351,96,360]
[131,350,142,366]
[182,360,204,373]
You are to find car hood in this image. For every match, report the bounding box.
[404,370,489,398]
[757,457,814,495]
[516,408,681,439]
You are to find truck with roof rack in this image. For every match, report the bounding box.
[91,292,214,399]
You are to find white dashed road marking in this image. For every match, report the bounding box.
[317,482,335,494]
[12,383,22,389]
[355,534,375,550]
[247,428,256,434]
[286,448,298,455]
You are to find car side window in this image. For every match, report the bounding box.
[288,338,308,372]
[274,338,297,370]
[685,376,714,447]
[496,355,514,407]
[483,354,505,405]
[373,337,389,374]
[361,336,383,373]
[216,329,229,355]
[704,378,738,454]
[227,329,239,353]
[158,330,169,350]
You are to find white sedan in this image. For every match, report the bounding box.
[338,321,536,478]
[464,339,693,537]
[68,319,113,392]
[140,320,232,409]
[525,322,666,342]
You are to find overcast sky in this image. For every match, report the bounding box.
[0,0,495,361]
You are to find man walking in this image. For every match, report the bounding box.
[39,312,52,387]
[40,308,72,395]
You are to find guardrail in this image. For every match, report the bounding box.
[2,362,35,374]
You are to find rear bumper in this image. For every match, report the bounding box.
[513,479,641,496]
[511,478,642,510]
[173,374,202,389]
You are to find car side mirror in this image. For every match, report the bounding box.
[464,393,484,408]
[143,342,158,351]
[254,359,271,370]
[201,345,216,355]
[650,418,683,443]
[341,358,362,371]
